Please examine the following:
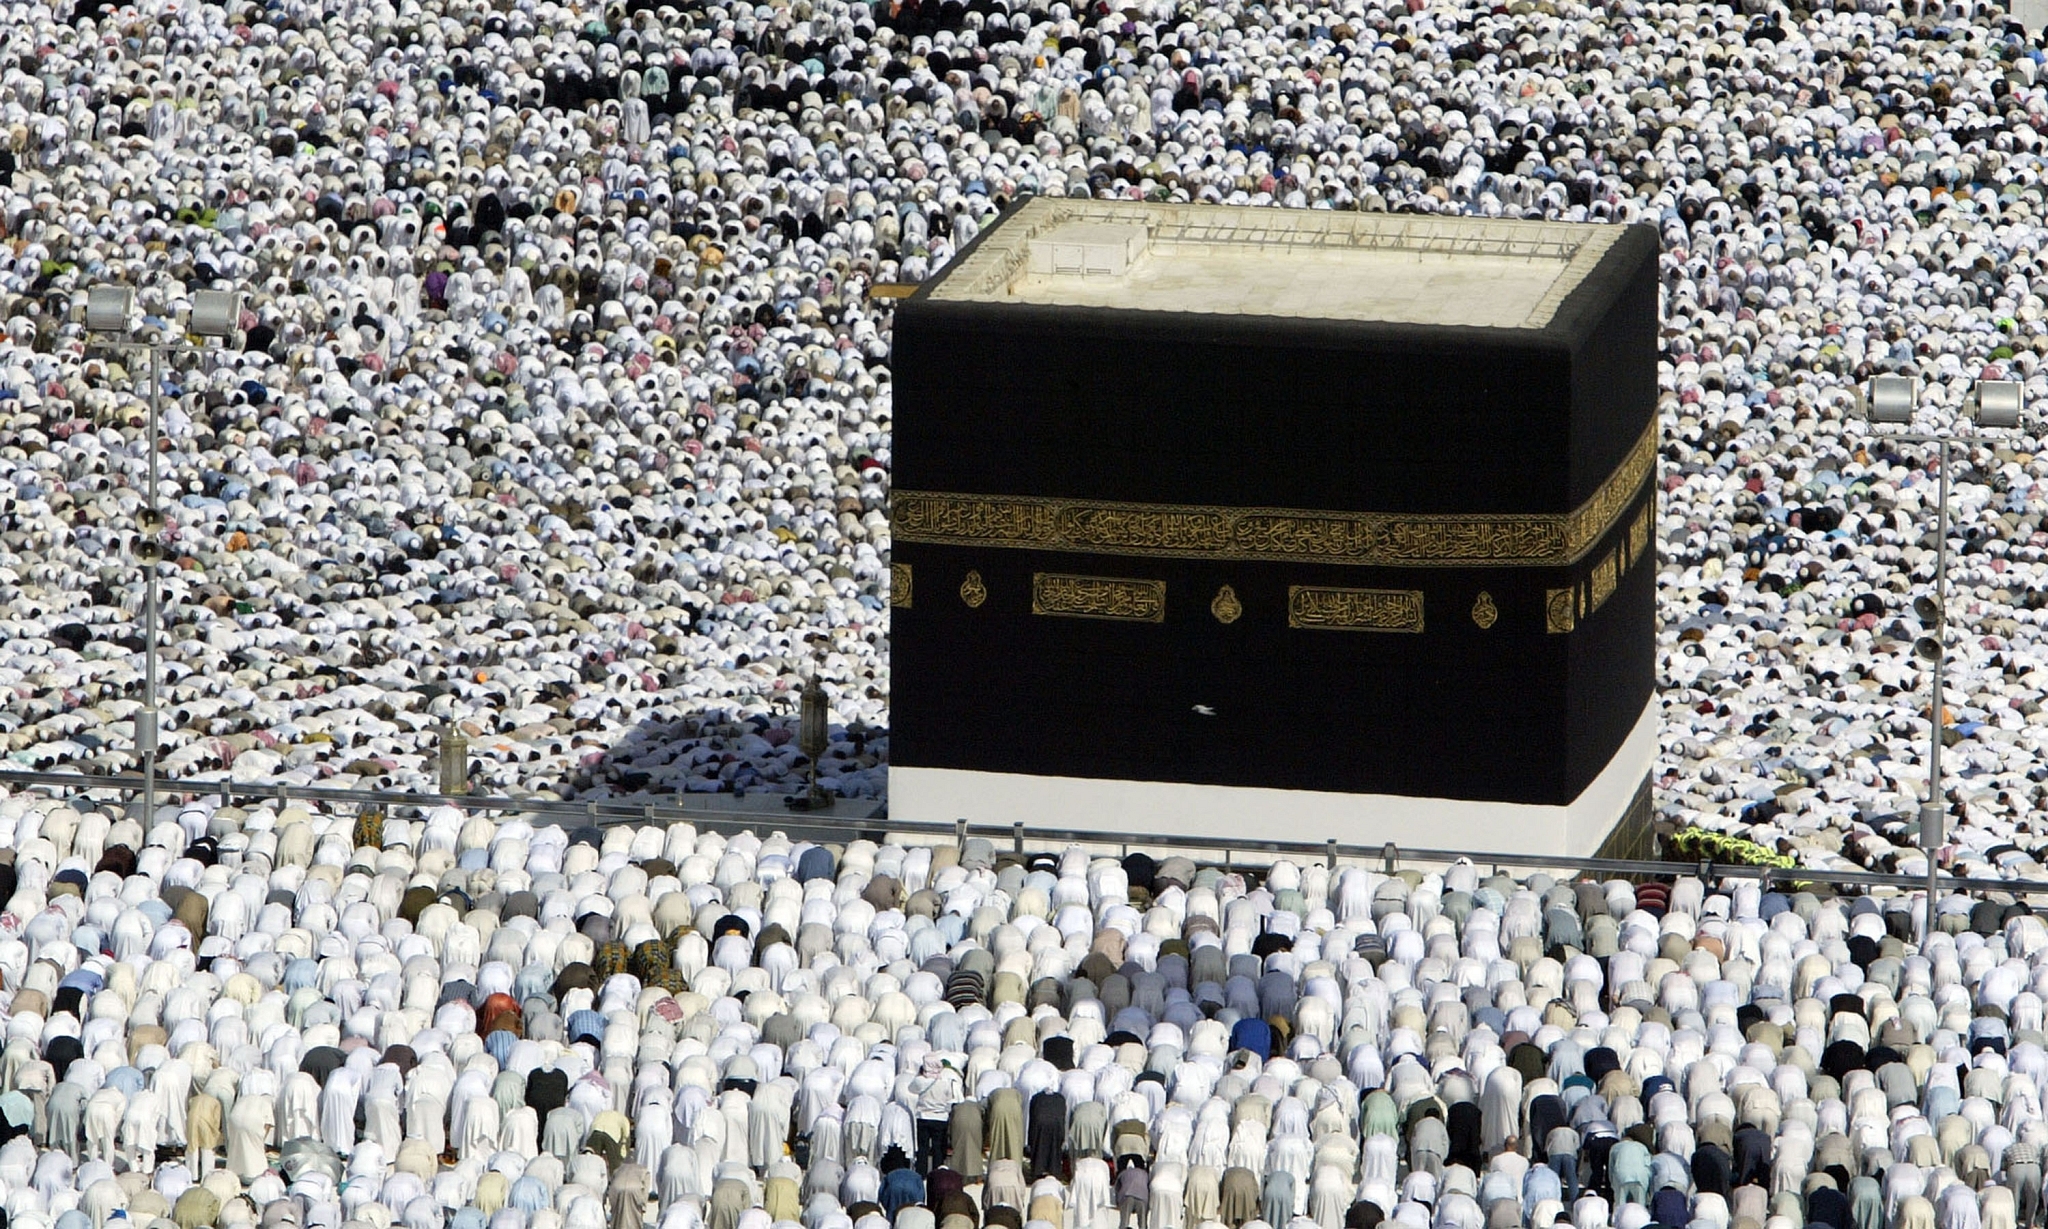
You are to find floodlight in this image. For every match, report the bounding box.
[1973,379,2024,429]
[86,286,135,334]
[1865,374,1917,425]
[190,290,242,339]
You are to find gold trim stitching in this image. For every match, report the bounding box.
[1287,586,1424,632]
[1031,573,1167,622]
[890,563,912,608]
[1627,502,1652,569]
[1548,491,1656,632]
[1211,585,1243,624]
[1545,588,1577,634]
[1589,548,1619,612]
[895,419,1655,568]
[1471,592,1498,630]
[960,571,987,608]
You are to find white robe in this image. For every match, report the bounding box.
[154,1060,195,1147]
[1149,1163,1187,1229]
[461,1094,502,1161]
[280,1072,322,1146]
[1073,1158,1115,1229]
[227,1093,275,1180]
[363,1074,404,1157]
[502,1106,540,1157]
[320,1066,365,1155]
[120,1088,165,1167]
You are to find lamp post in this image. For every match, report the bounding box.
[84,285,242,826]
[796,674,834,811]
[1859,373,2025,942]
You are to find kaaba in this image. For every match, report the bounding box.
[888,200,1658,858]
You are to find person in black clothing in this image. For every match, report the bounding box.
[1692,1142,1733,1197]
[1733,1125,1775,1189]
[527,1066,571,1118]
[1026,1091,1067,1181]
[1447,1101,1484,1173]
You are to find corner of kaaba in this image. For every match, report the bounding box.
[888,199,1659,859]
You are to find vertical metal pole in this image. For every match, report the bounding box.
[1924,437,1949,942]
[148,344,160,526]
[142,342,161,827]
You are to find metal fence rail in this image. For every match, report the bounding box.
[0,766,2042,902]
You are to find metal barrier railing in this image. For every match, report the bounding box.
[0,766,2041,902]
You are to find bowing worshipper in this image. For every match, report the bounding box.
[985,1159,1030,1215]
[461,1092,504,1162]
[878,1149,923,1217]
[1186,1163,1225,1228]
[544,1107,586,1164]
[987,1090,1025,1168]
[1026,1091,1067,1182]
[1221,1167,1262,1229]
[1774,1120,1816,1198]
[1027,1176,1067,1227]
[226,1075,276,1181]
[0,1090,31,1145]
[589,1108,635,1167]
[120,1085,166,1171]
[1410,1111,1450,1182]
[609,1162,653,1229]
[1447,1103,1485,1173]
[1941,1185,1983,1229]
[1985,1186,2019,1229]
[1063,1156,1111,1229]
[183,1086,224,1178]
[1812,1184,1852,1229]
[1260,1170,1297,1229]
[1437,1191,1485,1229]
[174,1185,222,1229]
[1480,1069,1523,1157]
[1524,1163,1564,1222]
[1960,1144,1995,1193]
[1608,1138,1652,1209]
[1147,1163,1187,1229]
[319,1060,365,1157]
[279,1071,322,1148]
[709,1171,753,1229]
[84,1086,125,1164]
[760,1160,801,1221]
[746,1078,795,1171]
[2008,1138,2042,1228]
[1733,1124,1776,1191]
[47,1080,89,1160]
[1692,1139,1732,1200]
[1648,1187,1688,1228]
[1116,1157,1152,1229]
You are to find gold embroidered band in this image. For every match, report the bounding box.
[1287,586,1425,632]
[1031,573,1167,622]
[896,419,1654,568]
[1549,500,1655,633]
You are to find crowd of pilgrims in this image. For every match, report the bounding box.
[7,0,2048,1225]
[3,797,2048,1229]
